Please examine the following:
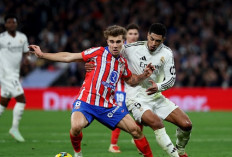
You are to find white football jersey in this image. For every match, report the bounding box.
[0,31,29,78]
[121,41,176,99]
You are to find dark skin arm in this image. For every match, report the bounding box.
[85,62,95,72]
[123,63,154,87]
[146,80,158,95]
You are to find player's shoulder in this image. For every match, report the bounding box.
[16,31,27,38]
[124,41,146,48]
[160,44,173,56]
[0,31,7,38]
[82,46,103,56]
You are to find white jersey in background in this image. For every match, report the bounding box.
[0,31,29,79]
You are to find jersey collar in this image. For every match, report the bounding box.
[105,46,121,59]
[145,41,164,54]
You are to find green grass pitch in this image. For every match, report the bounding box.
[0,110,232,157]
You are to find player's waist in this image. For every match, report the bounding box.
[126,86,163,99]
[77,92,117,108]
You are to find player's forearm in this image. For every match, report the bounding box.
[125,73,147,87]
[41,52,82,63]
[157,57,176,92]
[156,76,176,92]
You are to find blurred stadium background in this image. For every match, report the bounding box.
[0,0,232,157]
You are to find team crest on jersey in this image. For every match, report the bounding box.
[160,56,165,63]
[110,71,118,84]
[120,65,125,73]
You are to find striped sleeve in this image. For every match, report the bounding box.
[122,59,132,79]
[81,47,102,62]
[157,53,176,92]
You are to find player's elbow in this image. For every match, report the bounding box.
[62,55,74,63]
[129,82,139,87]
[124,78,138,87]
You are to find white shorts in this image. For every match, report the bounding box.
[0,77,24,98]
[126,93,178,123]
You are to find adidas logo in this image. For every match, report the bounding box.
[140,56,147,61]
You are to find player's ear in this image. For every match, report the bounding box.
[147,33,150,40]
[162,36,166,42]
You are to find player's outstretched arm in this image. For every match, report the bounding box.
[124,63,154,86]
[29,45,83,63]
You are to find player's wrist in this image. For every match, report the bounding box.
[38,52,44,58]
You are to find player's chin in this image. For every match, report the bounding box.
[149,47,156,51]
[112,51,119,55]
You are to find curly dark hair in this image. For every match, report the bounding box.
[149,23,167,37]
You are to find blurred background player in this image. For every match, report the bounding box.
[29,25,154,157]
[0,14,30,142]
[109,23,140,153]
[122,23,192,157]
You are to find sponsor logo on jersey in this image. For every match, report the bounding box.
[140,62,160,74]
[102,81,116,90]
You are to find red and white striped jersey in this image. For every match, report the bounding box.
[76,46,132,108]
[116,79,125,92]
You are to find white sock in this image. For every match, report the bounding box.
[12,102,25,130]
[176,128,191,155]
[154,128,179,157]
[0,104,6,116]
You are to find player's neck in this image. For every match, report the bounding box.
[112,54,120,59]
[8,31,16,37]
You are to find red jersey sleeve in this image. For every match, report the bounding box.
[121,59,132,79]
[81,47,103,62]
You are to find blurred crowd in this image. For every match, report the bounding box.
[0,0,232,87]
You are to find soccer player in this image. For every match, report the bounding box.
[121,23,192,157]
[0,14,30,142]
[109,23,140,153]
[29,25,154,157]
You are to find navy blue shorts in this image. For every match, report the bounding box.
[72,100,129,130]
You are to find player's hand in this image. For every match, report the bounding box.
[143,63,155,77]
[146,80,158,95]
[85,62,95,72]
[28,45,43,58]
